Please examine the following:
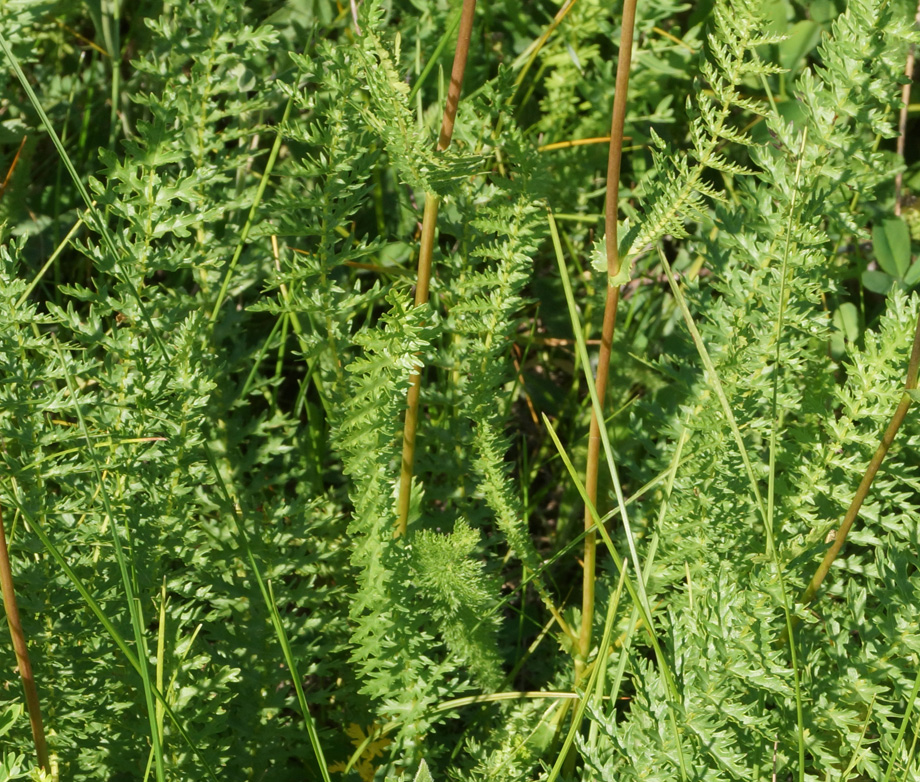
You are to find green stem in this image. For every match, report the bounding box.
[549,216,687,781]
[767,128,810,782]
[209,92,295,327]
[203,443,332,782]
[510,0,579,101]
[7,489,218,781]
[54,337,165,782]
[0,33,168,362]
[883,666,920,782]
[547,562,627,782]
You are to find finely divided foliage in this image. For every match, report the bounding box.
[0,0,918,779]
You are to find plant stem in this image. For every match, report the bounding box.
[210,92,295,327]
[203,444,332,782]
[8,490,218,781]
[0,503,49,771]
[55,338,165,782]
[894,0,920,215]
[396,0,477,536]
[576,0,637,675]
[0,32,168,362]
[510,0,579,99]
[797,311,920,610]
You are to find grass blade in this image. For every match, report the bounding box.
[203,442,332,782]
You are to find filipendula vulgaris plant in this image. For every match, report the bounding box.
[576,0,918,778]
[257,1,566,770]
[254,9,458,763]
[254,3,475,767]
[0,0,350,777]
[96,2,352,776]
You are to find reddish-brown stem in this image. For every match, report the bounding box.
[0,503,49,770]
[396,0,477,537]
[0,135,28,201]
[798,312,920,609]
[575,0,637,676]
[436,0,477,153]
[577,285,620,667]
[603,5,637,280]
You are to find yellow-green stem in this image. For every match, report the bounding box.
[576,0,637,675]
[396,0,477,536]
[209,92,295,326]
[396,194,439,534]
[0,503,49,771]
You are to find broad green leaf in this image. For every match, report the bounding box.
[903,258,920,288]
[779,20,821,71]
[833,302,860,344]
[808,0,836,23]
[761,0,790,33]
[873,217,912,279]
[862,269,893,294]
[0,703,22,738]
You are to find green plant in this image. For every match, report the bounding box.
[0,0,918,778]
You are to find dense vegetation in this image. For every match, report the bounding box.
[1,0,919,779]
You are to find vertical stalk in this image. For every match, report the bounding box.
[396,0,478,536]
[209,92,295,326]
[0,503,49,771]
[576,0,638,675]
[894,0,920,215]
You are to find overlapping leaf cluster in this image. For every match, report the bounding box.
[578,0,919,778]
[0,0,918,779]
